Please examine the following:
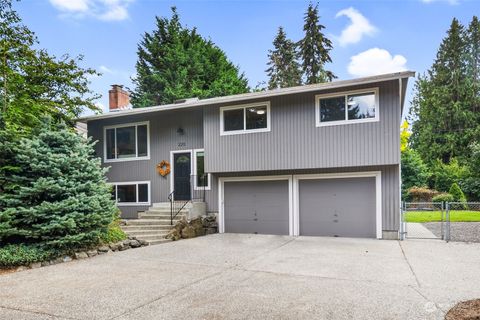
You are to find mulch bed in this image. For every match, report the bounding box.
[445,299,480,320]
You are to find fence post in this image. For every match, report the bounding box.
[400,201,405,240]
[441,201,444,240]
[445,202,450,242]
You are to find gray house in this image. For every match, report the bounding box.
[79,71,414,241]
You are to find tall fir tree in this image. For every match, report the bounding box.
[410,18,477,164]
[131,7,249,107]
[0,119,117,251]
[266,27,302,89]
[466,16,480,112]
[298,2,335,84]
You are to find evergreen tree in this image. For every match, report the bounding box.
[410,18,476,164]
[0,119,117,251]
[0,0,99,132]
[131,7,249,107]
[266,27,302,89]
[298,2,335,84]
[466,16,480,112]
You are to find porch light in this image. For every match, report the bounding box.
[256,110,265,115]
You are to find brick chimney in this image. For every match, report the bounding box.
[109,84,130,111]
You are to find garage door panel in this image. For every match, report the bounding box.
[299,177,376,238]
[224,180,289,235]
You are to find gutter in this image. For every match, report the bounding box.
[78,71,416,122]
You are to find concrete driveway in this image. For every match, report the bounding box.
[1,234,480,320]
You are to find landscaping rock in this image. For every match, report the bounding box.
[30,262,41,269]
[130,240,141,248]
[98,246,109,253]
[165,229,181,241]
[175,218,188,232]
[181,225,196,239]
[122,239,131,247]
[74,252,88,259]
[63,256,72,263]
[16,266,28,272]
[191,218,205,236]
[205,227,217,235]
[109,243,119,251]
[87,250,98,257]
[138,239,148,246]
[41,261,51,267]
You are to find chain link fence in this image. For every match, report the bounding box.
[401,202,480,242]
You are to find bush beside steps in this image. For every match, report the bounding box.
[165,215,218,241]
[0,236,149,273]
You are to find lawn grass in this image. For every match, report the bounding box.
[405,210,480,222]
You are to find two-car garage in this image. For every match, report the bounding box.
[219,172,381,239]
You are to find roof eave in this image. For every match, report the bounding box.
[78,71,416,122]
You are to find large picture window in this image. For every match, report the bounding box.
[220,102,270,135]
[110,181,150,206]
[104,122,149,162]
[316,89,379,127]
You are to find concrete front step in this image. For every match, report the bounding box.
[152,202,192,209]
[134,234,171,241]
[122,225,172,231]
[124,229,171,236]
[123,219,178,226]
[138,213,186,220]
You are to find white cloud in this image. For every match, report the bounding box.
[49,0,89,12]
[48,0,133,21]
[335,7,377,46]
[421,0,459,4]
[348,48,408,77]
[98,65,113,74]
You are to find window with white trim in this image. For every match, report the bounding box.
[110,181,150,206]
[193,149,210,190]
[104,122,149,162]
[315,89,379,127]
[220,102,270,135]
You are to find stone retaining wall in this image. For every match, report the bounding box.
[165,215,218,241]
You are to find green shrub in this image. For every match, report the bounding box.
[430,159,469,192]
[0,244,58,268]
[449,183,467,202]
[100,220,127,244]
[407,186,439,202]
[401,149,431,199]
[432,193,454,203]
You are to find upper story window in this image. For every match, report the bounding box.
[104,121,150,163]
[220,102,271,135]
[315,88,379,127]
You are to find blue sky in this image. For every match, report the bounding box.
[17,0,479,115]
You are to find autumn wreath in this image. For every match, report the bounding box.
[156,160,171,177]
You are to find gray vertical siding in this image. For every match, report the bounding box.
[88,107,212,219]
[204,80,401,173]
[86,79,402,227]
[207,165,400,231]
